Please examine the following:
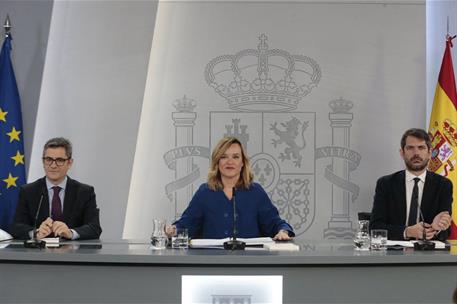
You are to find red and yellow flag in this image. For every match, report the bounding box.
[428,35,457,240]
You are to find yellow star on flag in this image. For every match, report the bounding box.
[11,150,25,166]
[0,107,7,122]
[6,126,21,142]
[3,173,18,189]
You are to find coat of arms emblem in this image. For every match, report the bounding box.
[163,35,361,238]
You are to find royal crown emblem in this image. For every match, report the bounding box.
[204,34,321,112]
[173,95,196,112]
[329,97,353,113]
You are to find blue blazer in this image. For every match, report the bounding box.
[174,183,295,239]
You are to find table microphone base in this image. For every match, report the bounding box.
[223,239,246,250]
[413,240,435,251]
[24,238,46,248]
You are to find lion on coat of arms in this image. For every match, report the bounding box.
[270,117,308,167]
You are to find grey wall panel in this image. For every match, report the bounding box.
[125,1,426,240]
[8,1,457,241]
[0,0,53,169]
[28,1,159,239]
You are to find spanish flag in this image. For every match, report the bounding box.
[428,35,457,240]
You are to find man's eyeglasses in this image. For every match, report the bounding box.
[42,157,70,166]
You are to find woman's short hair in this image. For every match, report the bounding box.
[207,137,253,190]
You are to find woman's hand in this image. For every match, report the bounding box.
[165,225,177,237]
[273,229,293,241]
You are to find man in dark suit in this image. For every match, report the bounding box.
[11,137,101,240]
[370,128,452,241]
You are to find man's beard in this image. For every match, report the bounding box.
[404,156,429,172]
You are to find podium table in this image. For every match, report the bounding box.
[0,239,456,303]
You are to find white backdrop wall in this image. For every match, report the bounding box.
[0,1,53,168]
[28,1,158,239]
[426,0,457,119]
[8,1,455,240]
[124,1,426,240]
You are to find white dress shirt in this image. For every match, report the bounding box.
[29,177,79,240]
[404,169,427,225]
[45,177,67,215]
[45,176,79,240]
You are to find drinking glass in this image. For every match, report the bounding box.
[151,219,167,250]
[370,229,388,250]
[353,220,370,251]
[171,228,189,249]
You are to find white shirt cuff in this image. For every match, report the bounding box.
[71,229,79,240]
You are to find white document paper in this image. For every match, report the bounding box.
[264,242,299,251]
[0,229,12,242]
[190,237,274,248]
[42,237,60,247]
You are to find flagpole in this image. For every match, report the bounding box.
[3,14,11,37]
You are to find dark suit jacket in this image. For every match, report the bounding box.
[370,170,452,241]
[10,177,102,240]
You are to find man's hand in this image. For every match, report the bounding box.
[431,211,451,232]
[36,217,53,239]
[405,222,435,240]
[273,230,293,241]
[52,221,73,239]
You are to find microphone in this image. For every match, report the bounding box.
[24,192,46,248]
[413,208,435,251]
[223,187,246,250]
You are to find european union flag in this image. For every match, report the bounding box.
[0,33,26,232]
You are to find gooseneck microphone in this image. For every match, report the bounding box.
[223,187,246,250]
[24,193,46,248]
[413,208,435,251]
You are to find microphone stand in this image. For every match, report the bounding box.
[224,187,246,250]
[24,194,46,248]
[413,209,435,251]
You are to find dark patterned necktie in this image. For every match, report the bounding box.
[408,178,420,226]
[51,186,63,221]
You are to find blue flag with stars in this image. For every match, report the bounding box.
[0,33,26,232]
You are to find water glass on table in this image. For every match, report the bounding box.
[354,220,370,251]
[172,228,189,249]
[151,219,167,250]
[370,229,388,250]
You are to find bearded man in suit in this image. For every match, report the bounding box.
[370,128,452,241]
[11,137,102,240]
